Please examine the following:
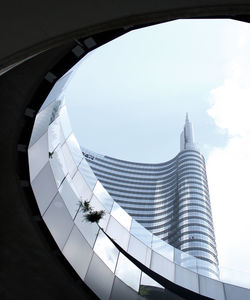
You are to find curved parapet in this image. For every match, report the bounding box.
[28,66,250,299]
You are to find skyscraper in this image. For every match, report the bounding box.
[83,115,219,278]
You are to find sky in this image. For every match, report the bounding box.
[66,19,250,283]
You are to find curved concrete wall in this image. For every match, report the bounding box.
[1,0,250,70]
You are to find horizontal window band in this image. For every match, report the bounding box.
[95,170,207,187]
[139,215,214,231]
[162,230,216,244]
[102,182,209,198]
[178,155,204,165]
[90,162,178,177]
[97,153,178,168]
[113,196,211,215]
[145,219,214,234]
[150,222,215,238]
[178,239,217,252]
[91,166,178,182]
[178,166,206,177]
[128,208,212,221]
[178,171,207,181]
[182,247,218,262]
[89,158,178,173]
[176,237,217,250]
[111,193,211,207]
[102,184,177,197]
[178,161,206,172]
[180,189,209,198]
[100,178,209,194]
[94,173,178,187]
[194,265,219,277]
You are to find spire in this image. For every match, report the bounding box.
[180,114,196,151]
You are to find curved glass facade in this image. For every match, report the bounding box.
[83,115,218,277]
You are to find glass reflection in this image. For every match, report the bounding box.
[58,175,80,219]
[49,147,68,187]
[152,235,173,261]
[140,272,163,288]
[90,195,110,230]
[78,158,97,190]
[66,133,83,166]
[115,252,141,292]
[93,181,114,212]
[61,142,77,178]
[93,229,119,272]
[60,105,72,139]
[30,99,63,146]
[74,210,99,247]
[130,219,152,247]
[111,202,132,230]
[48,117,63,152]
[174,248,197,272]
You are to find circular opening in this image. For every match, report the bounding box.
[65,19,250,282]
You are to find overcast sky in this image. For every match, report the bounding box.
[66,19,250,283]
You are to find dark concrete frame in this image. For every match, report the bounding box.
[1,1,250,299]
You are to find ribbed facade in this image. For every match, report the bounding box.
[83,115,219,277]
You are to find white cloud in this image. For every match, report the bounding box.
[207,23,250,278]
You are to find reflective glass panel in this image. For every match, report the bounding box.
[72,170,92,201]
[130,219,152,247]
[199,275,225,300]
[115,253,141,292]
[43,193,74,250]
[93,181,113,212]
[78,158,97,190]
[74,209,99,247]
[150,251,174,281]
[31,162,58,215]
[93,229,119,272]
[106,216,130,250]
[224,283,250,300]
[48,117,63,152]
[90,195,110,230]
[174,248,197,272]
[152,235,174,261]
[28,132,48,181]
[128,235,148,265]
[29,99,63,146]
[110,277,139,300]
[196,258,218,279]
[62,225,93,280]
[111,202,132,230]
[49,147,68,187]
[60,105,72,139]
[61,142,77,178]
[66,133,83,166]
[85,254,114,300]
[58,175,80,219]
[175,264,199,293]
[140,272,163,288]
